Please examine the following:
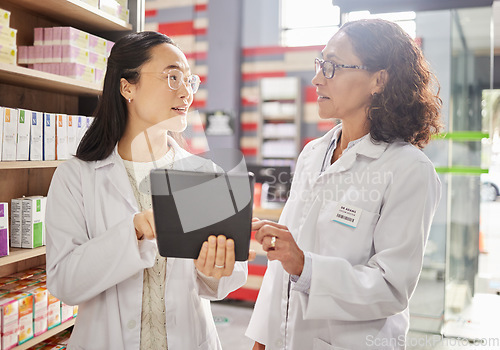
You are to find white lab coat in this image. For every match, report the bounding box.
[46,137,247,350]
[246,124,441,350]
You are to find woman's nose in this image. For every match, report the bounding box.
[311,69,324,86]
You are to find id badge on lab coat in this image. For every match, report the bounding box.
[332,203,362,228]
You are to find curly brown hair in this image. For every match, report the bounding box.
[340,19,443,148]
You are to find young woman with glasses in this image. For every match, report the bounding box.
[45,31,247,350]
[247,19,443,349]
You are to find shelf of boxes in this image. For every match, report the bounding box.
[6,0,131,32]
[0,62,101,95]
[13,318,75,350]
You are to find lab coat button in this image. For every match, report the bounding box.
[127,320,136,329]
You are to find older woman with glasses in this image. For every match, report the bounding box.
[45,31,247,350]
[247,19,443,350]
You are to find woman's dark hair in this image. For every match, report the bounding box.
[77,31,177,161]
[340,19,443,148]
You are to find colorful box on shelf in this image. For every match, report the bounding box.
[88,34,107,56]
[0,25,16,47]
[0,295,18,350]
[0,44,16,65]
[30,111,44,161]
[89,51,107,70]
[0,203,8,257]
[21,196,46,249]
[2,291,34,344]
[61,45,89,65]
[56,114,69,160]
[34,27,44,46]
[0,8,10,27]
[67,115,78,157]
[24,284,48,337]
[61,63,95,83]
[46,290,61,330]
[61,27,89,50]
[17,109,31,161]
[81,0,99,7]
[1,107,18,161]
[43,113,56,161]
[99,0,129,22]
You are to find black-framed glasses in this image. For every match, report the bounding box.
[142,68,201,94]
[315,58,369,79]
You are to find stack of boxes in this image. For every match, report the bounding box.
[18,27,113,85]
[79,0,129,22]
[0,267,77,349]
[0,8,16,65]
[0,106,94,162]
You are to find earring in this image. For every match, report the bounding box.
[128,98,131,103]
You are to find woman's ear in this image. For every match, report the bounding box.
[120,78,135,102]
[372,70,388,95]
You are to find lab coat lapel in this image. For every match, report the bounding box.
[301,127,337,189]
[95,147,138,213]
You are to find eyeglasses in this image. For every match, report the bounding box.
[315,58,369,79]
[142,68,201,94]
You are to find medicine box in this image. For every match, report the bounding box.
[88,34,107,55]
[30,110,43,161]
[1,107,17,161]
[0,8,10,26]
[43,113,56,161]
[61,63,95,83]
[88,51,107,70]
[16,109,31,161]
[66,115,77,157]
[21,196,45,249]
[56,114,69,160]
[80,0,99,7]
[75,115,85,145]
[0,45,16,65]
[24,285,48,337]
[3,292,33,344]
[46,289,61,330]
[17,46,28,65]
[10,198,23,248]
[0,203,8,257]
[60,27,89,49]
[61,302,73,323]
[34,27,44,45]
[0,25,16,47]
[0,296,18,350]
[61,45,89,65]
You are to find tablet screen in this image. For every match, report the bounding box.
[150,169,255,261]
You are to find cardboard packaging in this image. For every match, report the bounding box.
[21,196,45,249]
[66,115,77,157]
[30,110,43,161]
[56,114,69,160]
[43,113,56,161]
[0,9,10,27]
[10,198,23,248]
[16,109,31,161]
[60,27,89,49]
[0,25,16,47]
[0,296,18,350]
[24,285,48,337]
[2,292,33,344]
[0,203,8,257]
[1,107,17,161]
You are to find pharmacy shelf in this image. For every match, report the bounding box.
[0,160,65,169]
[0,63,101,96]
[13,318,76,350]
[0,247,46,267]
[10,0,132,32]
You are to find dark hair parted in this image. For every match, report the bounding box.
[76,31,175,161]
[340,19,443,148]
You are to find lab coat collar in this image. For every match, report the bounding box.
[307,123,389,178]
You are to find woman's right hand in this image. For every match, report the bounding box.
[133,209,156,240]
[252,342,265,350]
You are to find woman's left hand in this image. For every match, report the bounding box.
[252,219,304,276]
[195,235,235,279]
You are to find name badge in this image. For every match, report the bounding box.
[333,203,362,228]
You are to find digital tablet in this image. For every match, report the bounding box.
[150,169,255,261]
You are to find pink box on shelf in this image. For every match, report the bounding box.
[106,40,114,55]
[18,46,28,65]
[53,26,62,45]
[43,27,53,45]
[33,27,43,45]
[52,45,62,63]
[88,34,107,55]
[61,63,95,83]
[61,45,89,65]
[34,45,43,63]
[27,46,35,64]
[43,45,52,63]
[61,27,89,49]
[89,51,107,70]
